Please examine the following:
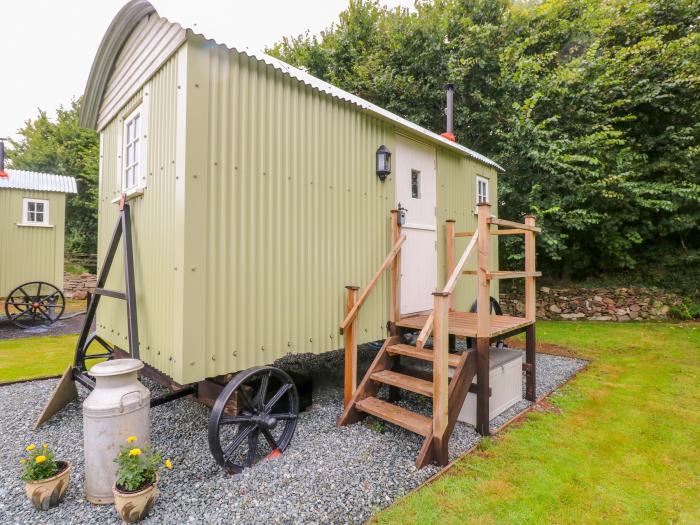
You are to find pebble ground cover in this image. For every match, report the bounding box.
[0,336,584,524]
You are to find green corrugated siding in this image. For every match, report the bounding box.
[436,149,498,311]
[94,36,500,385]
[0,189,65,295]
[178,38,396,382]
[96,50,181,379]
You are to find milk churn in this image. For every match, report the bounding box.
[83,359,151,504]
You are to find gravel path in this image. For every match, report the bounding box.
[0,346,586,524]
[0,312,87,340]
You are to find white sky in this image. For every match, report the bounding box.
[0,0,414,140]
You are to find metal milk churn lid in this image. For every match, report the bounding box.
[83,358,151,504]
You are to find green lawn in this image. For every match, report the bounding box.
[374,322,700,525]
[0,334,77,383]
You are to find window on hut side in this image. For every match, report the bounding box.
[123,106,141,191]
[476,176,489,204]
[23,198,49,225]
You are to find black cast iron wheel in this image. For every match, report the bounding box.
[4,281,66,329]
[208,366,299,473]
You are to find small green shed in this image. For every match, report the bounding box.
[80,0,504,386]
[0,167,77,297]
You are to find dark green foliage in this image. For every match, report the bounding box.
[270,0,700,283]
[7,100,99,253]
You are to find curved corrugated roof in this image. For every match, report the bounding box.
[81,0,504,172]
[0,169,78,194]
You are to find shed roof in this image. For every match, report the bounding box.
[0,169,78,194]
[81,0,504,172]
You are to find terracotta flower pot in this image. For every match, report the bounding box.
[112,475,158,523]
[24,461,71,511]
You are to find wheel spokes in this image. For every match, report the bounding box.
[268,412,298,420]
[261,429,278,450]
[220,414,255,425]
[244,428,260,467]
[222,424,255,463]
[254,371,271,409]
[264,383,292,412]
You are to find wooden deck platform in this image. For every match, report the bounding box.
[396,311,534,339]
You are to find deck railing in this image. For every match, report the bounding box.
[430,201,540,444]
[340,210,404,408]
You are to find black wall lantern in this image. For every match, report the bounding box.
[376,145,391,181]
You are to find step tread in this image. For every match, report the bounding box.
[355,397,432,436]
[370,369,433,397]
[387,344,462,367]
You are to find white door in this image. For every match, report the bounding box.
[395,135,437,315]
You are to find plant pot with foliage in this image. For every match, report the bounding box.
[112,436,172,523]
[21,443,71,511]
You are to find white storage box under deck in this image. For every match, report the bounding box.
[452,348,523,426]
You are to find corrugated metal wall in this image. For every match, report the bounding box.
[96,50,181,379]
[97,13,185,131]
[179,37,396,382]
[436,149,499,311]
[0,189,66,294]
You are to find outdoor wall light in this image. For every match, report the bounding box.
[376,145,391,181]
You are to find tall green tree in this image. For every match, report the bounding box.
[7,100,99,253]
[270,0,700,282]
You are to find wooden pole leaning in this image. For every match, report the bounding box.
[344,286,360,409]
[475,202,492,436]
[445,220,456,310]
[524,214,537,401]
[432,291,450,465]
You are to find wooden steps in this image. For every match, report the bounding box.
[370,369,433,397]
[355,397,432,436]
[387,343,462,367]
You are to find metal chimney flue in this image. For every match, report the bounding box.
[0,139,5,172]
[441,84,456,142]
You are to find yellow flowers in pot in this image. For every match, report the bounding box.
[20,443,71,511]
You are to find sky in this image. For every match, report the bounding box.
[0,0,414,141]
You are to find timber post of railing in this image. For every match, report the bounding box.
[389,210,401,332]
[432,290,451,465]
[445,220,456,310]
[344,285,360,409]
[524,214,537,401]
[475,201,492,436]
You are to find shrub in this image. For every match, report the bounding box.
[113,436,171,492]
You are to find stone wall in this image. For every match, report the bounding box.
[63,272,96,300]
[499,285,683,321]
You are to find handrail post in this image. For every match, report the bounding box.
[390,210,401,331]
[432,291,450,465]
[344,285,360,408]
[475,202,491,436]
[524,215,537,322]
[476,203,491,337]
[445,220,456,310]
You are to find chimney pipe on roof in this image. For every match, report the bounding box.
[0,139,6,176]
[441,84,456,142]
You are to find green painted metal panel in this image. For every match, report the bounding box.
[96,50,181,379]
[0,189,66,295]
[94,36,500,385]
[436,149,498,312]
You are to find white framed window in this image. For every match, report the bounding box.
[22,198,50,226]
[122,105,142,191]
[476,176,489,204]
[411,169,421,199]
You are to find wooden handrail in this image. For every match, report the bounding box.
[340,234,406,330]
[442,230,479,295]
[416,311,434,350]
[487,216,541,233]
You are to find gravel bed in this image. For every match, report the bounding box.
[0,347,586,524]
[0,312,87,340]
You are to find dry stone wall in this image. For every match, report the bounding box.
[499,285,682,321]
[63,272,97,300]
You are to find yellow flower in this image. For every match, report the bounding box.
[129,448,142,456]
[35,455,47,464]
[127,436,137,443]
[42,443,49,449]
[25,444,36,452]
[165,459,173,469]
[20,458,27,464]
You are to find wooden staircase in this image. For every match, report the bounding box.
[338,203,539,468]
[338,335,477,467]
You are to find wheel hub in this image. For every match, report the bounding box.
[253,413,278,430]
